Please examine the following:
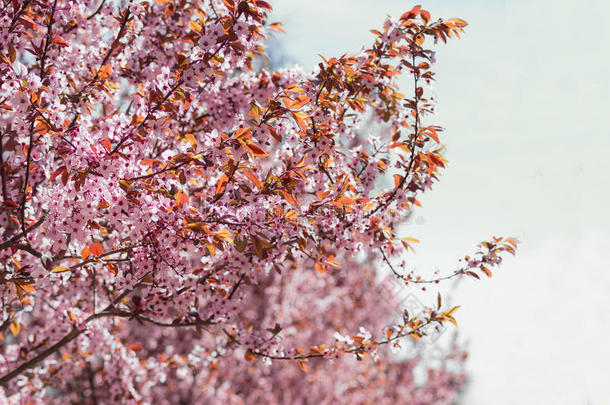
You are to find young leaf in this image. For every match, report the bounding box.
[51,266,70,273]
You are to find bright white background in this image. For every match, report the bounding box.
[270,1,610,404]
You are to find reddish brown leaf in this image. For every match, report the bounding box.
[53,36,70,48]
[216,174,228,195]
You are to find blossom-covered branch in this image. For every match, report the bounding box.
[0,1,514,403]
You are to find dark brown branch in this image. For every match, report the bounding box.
[70,2,133,112]
[0,132,8,202]
[379,248,464,285]
[39,0,58,80]
[0,213,47,251]
[88,4,131,86]
[19,123,34,235]
[0,275,149,386]
[8,0,32,33]
[367,34,425,218]
[108,80,183,157]
[124,161,190,182]
[249,319,432,361]
[227,275,245,300]
[65,0,107,33]
[12,243,42,258]
[0,326,81,386]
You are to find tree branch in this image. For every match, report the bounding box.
[0,213,47,251]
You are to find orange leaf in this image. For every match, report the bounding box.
[53,36,70,47]
[34,122,49,135]
[98,64,112,80]
[279,190,297,208]
[244,349,256,362]
[407,197,421,207]
[268,22,285,33]
[446,18,468,28]
[394,174,403,188]
[8,42,16,63]
[314,262,327,274]
[386,329,393,339]
[81,247,91,261]
[130,114,145,126]
[89,242,103,257]
[316,191,329,200]
[289,95,310,110]
[336,196,355,206]
[214,229,234,244]
[51,266,70,273]
[296,359,308,372]
[235,127,251,139]
[174,190,189,208]
[291,111,308,131]
[0,54,11,66]
[206,244,216,256]
[505,237,518,247]
[216,174,228,195]
[246,142,268,157]
[19,284,35,292]
[9,322,20,337]
[420,9,431,24]
[105,263,118,275]
[188,21,202,32]
[186,222,207,232]
[445,305,460,316]
[101,138,111,152]
[184,133,197,146]
[243,169,262,189]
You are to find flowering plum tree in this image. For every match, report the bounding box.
[0,1,517,403]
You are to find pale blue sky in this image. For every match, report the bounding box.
[270,1,610,403]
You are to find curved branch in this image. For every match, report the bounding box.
[0,286,214,386]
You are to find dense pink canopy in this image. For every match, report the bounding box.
[0,1,515,403]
